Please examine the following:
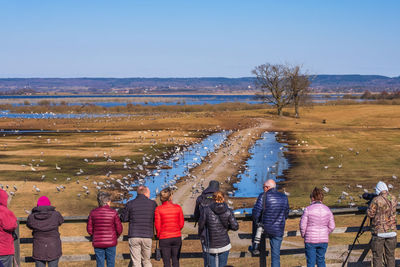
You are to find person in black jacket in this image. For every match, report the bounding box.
[27,196,64,267]
[120,185,157,267]
[194,180,220,266]
[252,179,289,267]
[198,191,239,267]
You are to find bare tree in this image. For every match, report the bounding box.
[252,63,292,116]
[286,65,312,118]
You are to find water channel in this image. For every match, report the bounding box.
[233,132,289,198]
[127,131,230,200]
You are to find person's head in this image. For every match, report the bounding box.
[263,179,276,192]
[375,181,388,195]
[37,196,51,207]
[97,191,111,207]
[160,187,172,203]
[213,191,225,203]
[208,180,220,191]
[137,185,150,198]
[310,187,324,202]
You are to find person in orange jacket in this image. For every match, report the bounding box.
[155,188,184,267]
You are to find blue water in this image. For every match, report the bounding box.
[4,94,352,108]
[232,132,289,198]
[0,111,129,119]
[127,131,230,201]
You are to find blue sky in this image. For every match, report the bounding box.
[0,0,399,77]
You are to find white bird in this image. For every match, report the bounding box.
[55,164,61,170]
[322,186,330,193]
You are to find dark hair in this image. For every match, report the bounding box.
[97,191,111,206]
[310,187,324,201]
[213,191,225,203]
[160,187,172,203]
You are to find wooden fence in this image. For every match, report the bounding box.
[13,206,392,267]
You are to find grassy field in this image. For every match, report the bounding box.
[273,104,400,209]
[2,103,400,265]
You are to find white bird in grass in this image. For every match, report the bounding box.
[55,164,61,170]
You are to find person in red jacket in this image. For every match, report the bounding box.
[87,192,123,267]
[155,188,184,267]
[0,189,17,267]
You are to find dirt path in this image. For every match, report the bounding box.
[173,118,274,214]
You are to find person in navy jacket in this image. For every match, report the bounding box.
[252,179,289,267]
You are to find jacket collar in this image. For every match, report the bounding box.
[136,194,148,200]
[267,187,277,194]
[162,200,173,206]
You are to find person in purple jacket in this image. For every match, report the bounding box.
[300,187,335,267]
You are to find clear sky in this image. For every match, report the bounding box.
[1,0,399,78]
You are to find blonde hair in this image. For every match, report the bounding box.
[213,191,225,203]
[160,187,172,203]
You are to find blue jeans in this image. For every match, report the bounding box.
[305,243,328,267]
[268,236,283,267]
[208,250,229,267]
[94,246,116,267]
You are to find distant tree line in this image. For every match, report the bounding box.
[0,88,36,95]
[360,90,400,100]
[252,63,311,117]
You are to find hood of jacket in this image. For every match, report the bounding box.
[0,188,8,207]
[210,202,228,215]
[202,180,220,195]
[31,206,56,220]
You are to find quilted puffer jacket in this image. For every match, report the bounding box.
[198,202,239,249]
[252,188,289,237]
[155,201,184,240]
[0,189,17,256]
[300,201,335,243]
[87,205,123,248]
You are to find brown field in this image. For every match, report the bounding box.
[2,103,400,265]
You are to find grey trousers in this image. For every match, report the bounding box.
[128,237,152,267]
[371,235,397,267]
[35,258,60,267]
[0,255,13,267]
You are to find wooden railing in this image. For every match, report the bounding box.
[13,206,390,267]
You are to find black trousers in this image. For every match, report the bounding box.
[159,237,182,267]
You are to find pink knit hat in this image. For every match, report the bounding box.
[37,196,51,206]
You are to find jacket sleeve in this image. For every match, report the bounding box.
[26,214,34,230]
[328,210,335,234]
[228,210,239,231]
[194,196,201,222]
[0,209,17,232]
[252,194,263,223]
[58,211,64,226]
[87,212,93,236]
[198,208,206,235]
[114,212,123,237]
[285,197,289,219]
[119,204,129,223]
[178,206,184,230]
[154,208,161,238]
[299,207,308,238]
[367,199,377,218]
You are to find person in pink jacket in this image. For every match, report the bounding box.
[300,187,335,267]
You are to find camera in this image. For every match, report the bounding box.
[362,193,377,205]
[250,223,264,255]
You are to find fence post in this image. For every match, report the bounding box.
[259,234,267,267]
[14,220,20,267]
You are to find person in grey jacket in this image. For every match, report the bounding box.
[198,191,239,267]
[27,196,64,267]
[120,186,157,267]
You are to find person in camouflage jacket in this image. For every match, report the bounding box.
[367,181,397,267]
